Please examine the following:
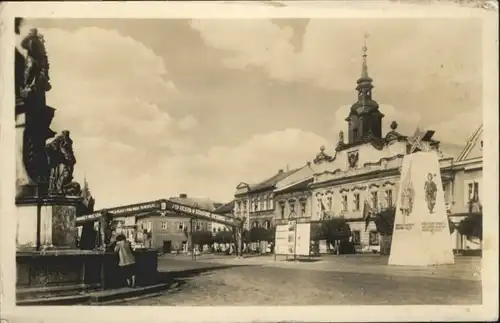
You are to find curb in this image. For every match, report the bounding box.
[98,282,182,305]
[17,282,174,306]
[89,282,172,304]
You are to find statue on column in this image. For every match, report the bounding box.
[46,130,80,196]
[20,27,51,100]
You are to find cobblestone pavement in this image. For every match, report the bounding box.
[122,255,481,306]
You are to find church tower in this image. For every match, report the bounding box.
[345,35,384,144]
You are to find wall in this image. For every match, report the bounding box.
[448,162,483,215]
[137,214,211,251]
[273,190,312,223]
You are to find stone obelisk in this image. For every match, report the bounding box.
[388,128,455,266]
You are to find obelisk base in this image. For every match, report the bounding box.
[388,152,455,266]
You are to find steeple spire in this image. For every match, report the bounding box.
[358,32,372,84]
[361,32,369,79]
[343,32,384,146]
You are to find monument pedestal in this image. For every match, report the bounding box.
[16,196,82,251]
[388,152,455,266]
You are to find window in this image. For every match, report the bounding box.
[353,128,358,139]
[300,200,307,216]
[263,220,270,230]
[254,200,258,212]
[467,181,480,202]
[146,221,152,232]
[354,193,360,211]
[371,191,378,210]
[327,196,333,210]
[264,198,268,210]
[217,227,221,232]
[195,222,201,231]
[279,202,285,219]
[269,198,274,210]
[212,228,216,233]
[289,200,296,218]
[369,231,379,246]
[161,221,167,230]
[177,223,184,231]
[386,190,393,207]
[351,230,361,245]
[242,200,247,212]
[251,221,258,228]
[342,195,348,211]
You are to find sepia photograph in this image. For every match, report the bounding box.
[1,1,498,322]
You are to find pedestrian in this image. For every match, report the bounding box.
[114,233,136,288]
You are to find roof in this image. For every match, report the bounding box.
[274,177,314,194]
[248,168,301,193]
[214,200,235,214]
[456,125,483,162]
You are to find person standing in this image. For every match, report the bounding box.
[114,234,136,288]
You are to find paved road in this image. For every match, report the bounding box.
[123,255,482,306]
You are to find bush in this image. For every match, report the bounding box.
[321,218,351,242]
[192,230,214,246]
[448,218,456,234]
[458,214,482,240]
[214,230,234,244]
[266,226,276,242]
[249,227,268,242]
[372,207,396,236]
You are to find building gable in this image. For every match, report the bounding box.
[457,125,483,162]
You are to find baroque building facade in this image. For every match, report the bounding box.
[308,44,449,251]
[234,168,300,230]
[233,43,483,253]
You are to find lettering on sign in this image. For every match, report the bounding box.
[421,221,445,233]
[395,223,415,231]
[111,202,158,214]
[169,202,241,226]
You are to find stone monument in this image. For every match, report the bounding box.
[388,128,455,266]
[15,18,83,252]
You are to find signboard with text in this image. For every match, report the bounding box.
[295,223,311,256]
[274,224,289,255]
[77,199,243,227]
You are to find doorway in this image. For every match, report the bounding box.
[163,240,172,254]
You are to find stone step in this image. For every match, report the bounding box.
[17,283,101,300]
[89,282,173,304]
[17,293,91,306]
[17,282,174,305]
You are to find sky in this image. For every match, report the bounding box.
[18,18,483,209]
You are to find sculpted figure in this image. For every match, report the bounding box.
[424,173,438,214]
[399,164,415,217]
[46,130,77,195]
[20,28,51,98]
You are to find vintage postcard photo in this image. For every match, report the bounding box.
[0,1,498,322]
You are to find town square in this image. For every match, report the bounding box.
[5,7,492,316]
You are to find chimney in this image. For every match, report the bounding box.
[278,169,284,174]
[179,193,188,198]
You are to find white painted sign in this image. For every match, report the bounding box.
[389,152,455,266]
[295,223,311,256]
[274,224,289,255]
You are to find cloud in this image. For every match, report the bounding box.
[190,19,481,93]
[330,104,422,139]
[16,24,200,206]
[427,110,482,145]
[178,115,199,131]
[120,129,328,207]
